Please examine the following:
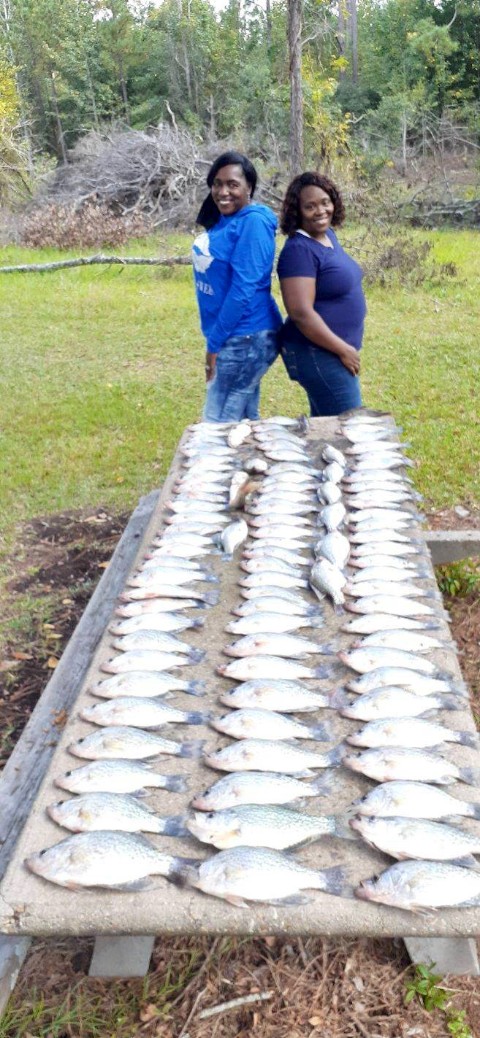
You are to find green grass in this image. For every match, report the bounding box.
[0,225,479,552]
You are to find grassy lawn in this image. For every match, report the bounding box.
[1,226,479,553]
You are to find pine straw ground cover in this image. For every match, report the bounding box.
[1,510,480,1036]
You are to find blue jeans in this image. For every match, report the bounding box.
[203,329,279,423]
[281,340,362,417]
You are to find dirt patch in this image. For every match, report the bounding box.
[1,507,480,1035]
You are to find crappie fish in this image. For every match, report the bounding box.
[48,792,187,836]
[140,555,205,571]
[314,531,350,569]
[239,571,309,590]
[219,679,335,713]
[233,595,320,617]
[121,585,219,605]
[317,481,343,505]
[176,846,346,906]
[211,708,330,742]
[322,444,346,467]
[116,598,202,616]
[351,540,422,558]
[55,759,187,794]
[25,831,192,891]
[204,738,340,775]
[225,612,324,636]
[319,502,346,532]
[187,804,351,851]
[219,518,248,557]
[351,630,447,653]
[355,860,480,913]
[339,687,460,722]
[343,747,478,786]
[355,781,480,821]
[80,696,211,729]
[346,716,477,750]
[322,461,344,483]
[349,556,423,573]
[223,632,332,659]
[128,566,217,588]
[191,770,330,810]
[250,525,313,543]
[243,456,269,474]
[68,726,204,761]
[310,559,346,608]
[243,545,310,565]
[345,596,442,619]
[90,671,204,699]
[351,814,480,867]
[341,613,441,635]
[227,421,252,447]
[338,646,443,676]
[346,668,459,696]
[348,566,428,584]
[112,631,204,656]
[349,529,414,545]
[217,655,329,682]
[109,613,204,636]
[344,580,430,601]
[101,649,203,674]
[249,513,313,530]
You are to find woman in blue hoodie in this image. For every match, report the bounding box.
[192,151,282,423]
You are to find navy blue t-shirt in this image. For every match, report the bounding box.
[277,229,366,351]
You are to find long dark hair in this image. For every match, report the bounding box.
[196,151,258,230]
[280,172,345,236]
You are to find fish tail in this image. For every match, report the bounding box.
[314,664,333,678]
[221,552,233,562]
[321,865,351,897]
[327,745,346,767]
[311,722,333,742]
[162,815,190,838]
[202,573,219,583]
[328,688,350,711]
[308,614,325,628]
[186,711,213,726]
[471,805,480,821]
[188,648,206,664]
[164,774,188,793]
[441,695,461,711]
[310,772,333,796]
[191,618,205,629]
[180,739,206,759]
[167,857,202,887]
[460,767,480,786]
[332,816,359,841]
[185,679,206,697]
[459,731,480,749]
[318,642,337,656]
[202,590,220,606]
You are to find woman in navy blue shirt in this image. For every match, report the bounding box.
[193,151,282,423]
[277,172,366,416]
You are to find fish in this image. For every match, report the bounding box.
[322,444,346,467]
[344,580,431,600]
[174,846,346,906]
[345,596,442,619]
[339,687,460,721]
[319,502,346,532]
[241,555,306,575]
[355,781,480,821]
[228,471,251,508]
[101,649,203,674]
[243,545,310,566]
[349,529,416,545]
[341,613,441,635]
[68,726,205,761]
[204,739,341,775]
[227,421,252,447]
[121,585,219,605]
[322,461,344,484]
[338,646,444,676]
[239,572,309,591]
[219,679,336,713]
[187,804,352,851]
[310,559,346,609]
[249,529,313,547]
[348,566,428,584]
[55,759,188,794]
[112,631,205,656]
[225,612,324,635]
[223,632,333,659]
[351,540,422,557]
[233,595,320,617]
[263,448,311,463]
[191,770,331,810]
[350,815,480,867]
[345,668,460,696]
[351,629,447,653]
[141,555,205,571]
[355,860,480,913]
[243,456,269,474]
[128,567,217,587]
[350,554,423,571]
[89,671,204,699]
[343,747,479,786]
[109,613,204,636]
[211,708,331,742]
[346,716,477,750]
[249,513,313,530]
[80,697,211,729]
[48,793,188,836]
[25,831,193,891]
[314,531,350,569]
[219,518,249,557]
[317,482,343,505]
[217,655,329,682]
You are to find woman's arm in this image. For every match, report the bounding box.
[280,276,360,376]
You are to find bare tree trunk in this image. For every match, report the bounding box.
[348,0,358,84]
[288,0,303,176]
[337,0,346,79]
[50,72,68,164]
[117,54,130,124]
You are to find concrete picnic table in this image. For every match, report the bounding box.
[1,414,480,995]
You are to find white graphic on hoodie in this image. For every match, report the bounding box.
[192,231,214,274]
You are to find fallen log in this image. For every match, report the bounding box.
[0,254,192,274]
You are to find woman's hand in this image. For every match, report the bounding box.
[338,343,360,376]
[205,352,217,382]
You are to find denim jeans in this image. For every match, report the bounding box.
[203,329,279,423]
[281,340,362,417]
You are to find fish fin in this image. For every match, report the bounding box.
[310,586,325,601]
[472,806,480,821]
[460,767,480,786]
[108,878,158,892]
[266,894,311,906]
[449,855,480,870]
[164,775,188,793]
[179,740,206,759]
[223,894,250,908]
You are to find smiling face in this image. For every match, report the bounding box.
[210,164,251,217]
[298,184,335,239]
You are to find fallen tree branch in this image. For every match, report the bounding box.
[197,991,274,1019]
[0,254,192,274]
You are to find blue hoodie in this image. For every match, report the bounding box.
[192,203,282,354]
